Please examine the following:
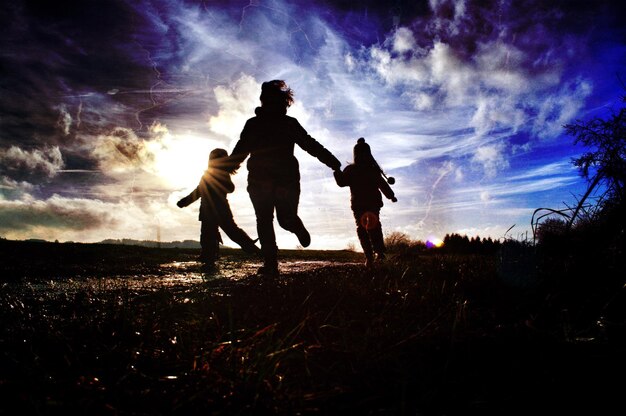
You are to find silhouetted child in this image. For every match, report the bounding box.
[334,138,397,267]
[177,148,261,267]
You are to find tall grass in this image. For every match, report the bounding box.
[1,240,625,414]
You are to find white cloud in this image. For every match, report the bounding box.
[429,0,469,37]
[56,105,72,135]
[91,127,154,173]
[392,27,417,54]
[470,95,527,137]
[364,17,590,147]
[369,46,429,85]
[532,79,592,139]
[0,176,35,200]
[472,143,509,177]
[428,42,474,105]
[508,159,575,181]
[454,167,464,181]
[208,74,260,141]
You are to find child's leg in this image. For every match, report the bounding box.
[249,183,278,271]
[200,220,219,263]
[217,202,261,255]
[354,210,374,264]
[368,210,386,256]
[275,182,310,247]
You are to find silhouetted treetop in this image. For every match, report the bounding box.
[566,107,625,203]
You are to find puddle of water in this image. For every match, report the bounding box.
[5,259,360,298]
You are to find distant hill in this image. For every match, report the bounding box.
[0,237,216,249]
[99,238,201,249]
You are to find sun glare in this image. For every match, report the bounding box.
[150,133,218,190]
[426,237,444,248]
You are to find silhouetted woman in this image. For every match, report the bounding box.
[228,80,341,275]
[334,138,397,267]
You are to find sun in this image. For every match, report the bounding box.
[426,237,444,248]
[149,131,220,190]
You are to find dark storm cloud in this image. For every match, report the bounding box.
[0,145,63,181]
[319,0,430,38]
[0,197,110,232]
[382,0,607,70]
[0,0,177,149]
[426,0,623,69]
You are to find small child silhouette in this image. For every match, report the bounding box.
[177,148,261,267]
[334,138,397,267]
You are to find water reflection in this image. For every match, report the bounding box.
[7,259,356,298]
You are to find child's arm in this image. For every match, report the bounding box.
[177,180,202,208]
[177,190,196,208]
[224,172,235,194]
[379,175,397,202]
[333,169,348,187]
[226,120,254,174]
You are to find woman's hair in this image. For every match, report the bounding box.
[260,80,294,110]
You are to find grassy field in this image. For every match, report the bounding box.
[1,239,625,415]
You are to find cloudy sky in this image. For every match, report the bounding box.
[1,0,625,250]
